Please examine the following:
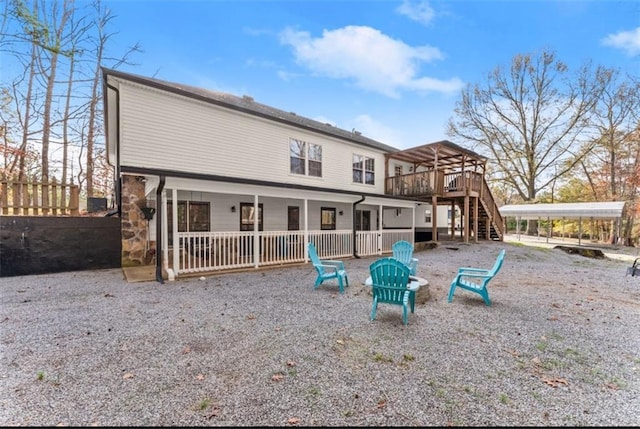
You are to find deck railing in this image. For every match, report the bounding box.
[1,177,79,216]
[174,229,414,275]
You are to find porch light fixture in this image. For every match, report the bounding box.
[231,205,236,213]
[339,210,343,216]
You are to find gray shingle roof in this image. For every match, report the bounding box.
[102,67,400,153]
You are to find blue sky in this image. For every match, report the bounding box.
[102,0,640,150]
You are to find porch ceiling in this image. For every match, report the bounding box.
[386,140,487,171]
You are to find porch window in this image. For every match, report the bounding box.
[290,138,322,177]
[288,206,300,230]
[353,154,375,185]
[321,207,336,230]
[355,210,371,231]
[425,209,432,223]
[167,201,210,242]
[240,203,264,231]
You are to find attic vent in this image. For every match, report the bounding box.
[242,95,254,102]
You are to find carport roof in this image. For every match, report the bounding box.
[499,201,626,220]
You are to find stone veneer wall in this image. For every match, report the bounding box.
[121,175,156,266]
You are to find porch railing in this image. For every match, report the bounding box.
[174,229,414,275]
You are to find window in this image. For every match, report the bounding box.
[290,138,322,177]
[167,201,210,242]
[353,154,375,185]
[288,206,300,231]
[240,203,263,231]
[425,209,432,223]
[320,207,336,230]
[355,210,371,231]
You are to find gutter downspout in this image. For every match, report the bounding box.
[105,81,122,217]
[155,175,166,284]
[352,195,366,258]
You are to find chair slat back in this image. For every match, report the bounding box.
[307,243,324,273]
[489,249,506,276]
[369,257,411,304]
[392,240,414,265]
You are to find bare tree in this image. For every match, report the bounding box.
[83,0,141,198]
[447,48,606,203]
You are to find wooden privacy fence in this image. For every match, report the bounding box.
[0,177,79,216]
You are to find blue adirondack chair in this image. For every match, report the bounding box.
[307,242,349,293]
[369,257,414,325]
[392,240,418,276]
[447,249,506,306]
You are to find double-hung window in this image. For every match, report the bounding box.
[290,138,322,177]
[353,154,375,185]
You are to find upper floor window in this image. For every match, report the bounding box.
[290,138,322,177]
[353,154,375,185]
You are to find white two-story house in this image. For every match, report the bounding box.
[102,68,503,281]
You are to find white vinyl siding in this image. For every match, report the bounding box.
[115,80,386,194]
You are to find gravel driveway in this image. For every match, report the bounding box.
[2,240,639,426]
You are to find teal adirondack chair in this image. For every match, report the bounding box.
[447,249,506,306]
[392,240,418,276]
[307,242,349,293]
[369,257,414,325]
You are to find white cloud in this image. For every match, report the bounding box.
[396,0,436,26]
[601,27,640,56]
[351,114,403,147]
[279,25,463,98]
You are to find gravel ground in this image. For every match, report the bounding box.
[2,239,640,426]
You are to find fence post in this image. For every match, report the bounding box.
[12,181,20,215]
[51,177,58,216]
[69,185,79,216]
[32,175,39,216]
[1,179,8,215]
[42,181,49,215]
[22,181,29,215]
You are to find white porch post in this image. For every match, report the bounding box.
[254,194,259,268]
[304,199,309,262]
[171,188,179,274]
[412,205,416,245]
[161,190,171,279]
[378,204,383,254]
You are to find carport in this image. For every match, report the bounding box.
[499,201,627,245]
